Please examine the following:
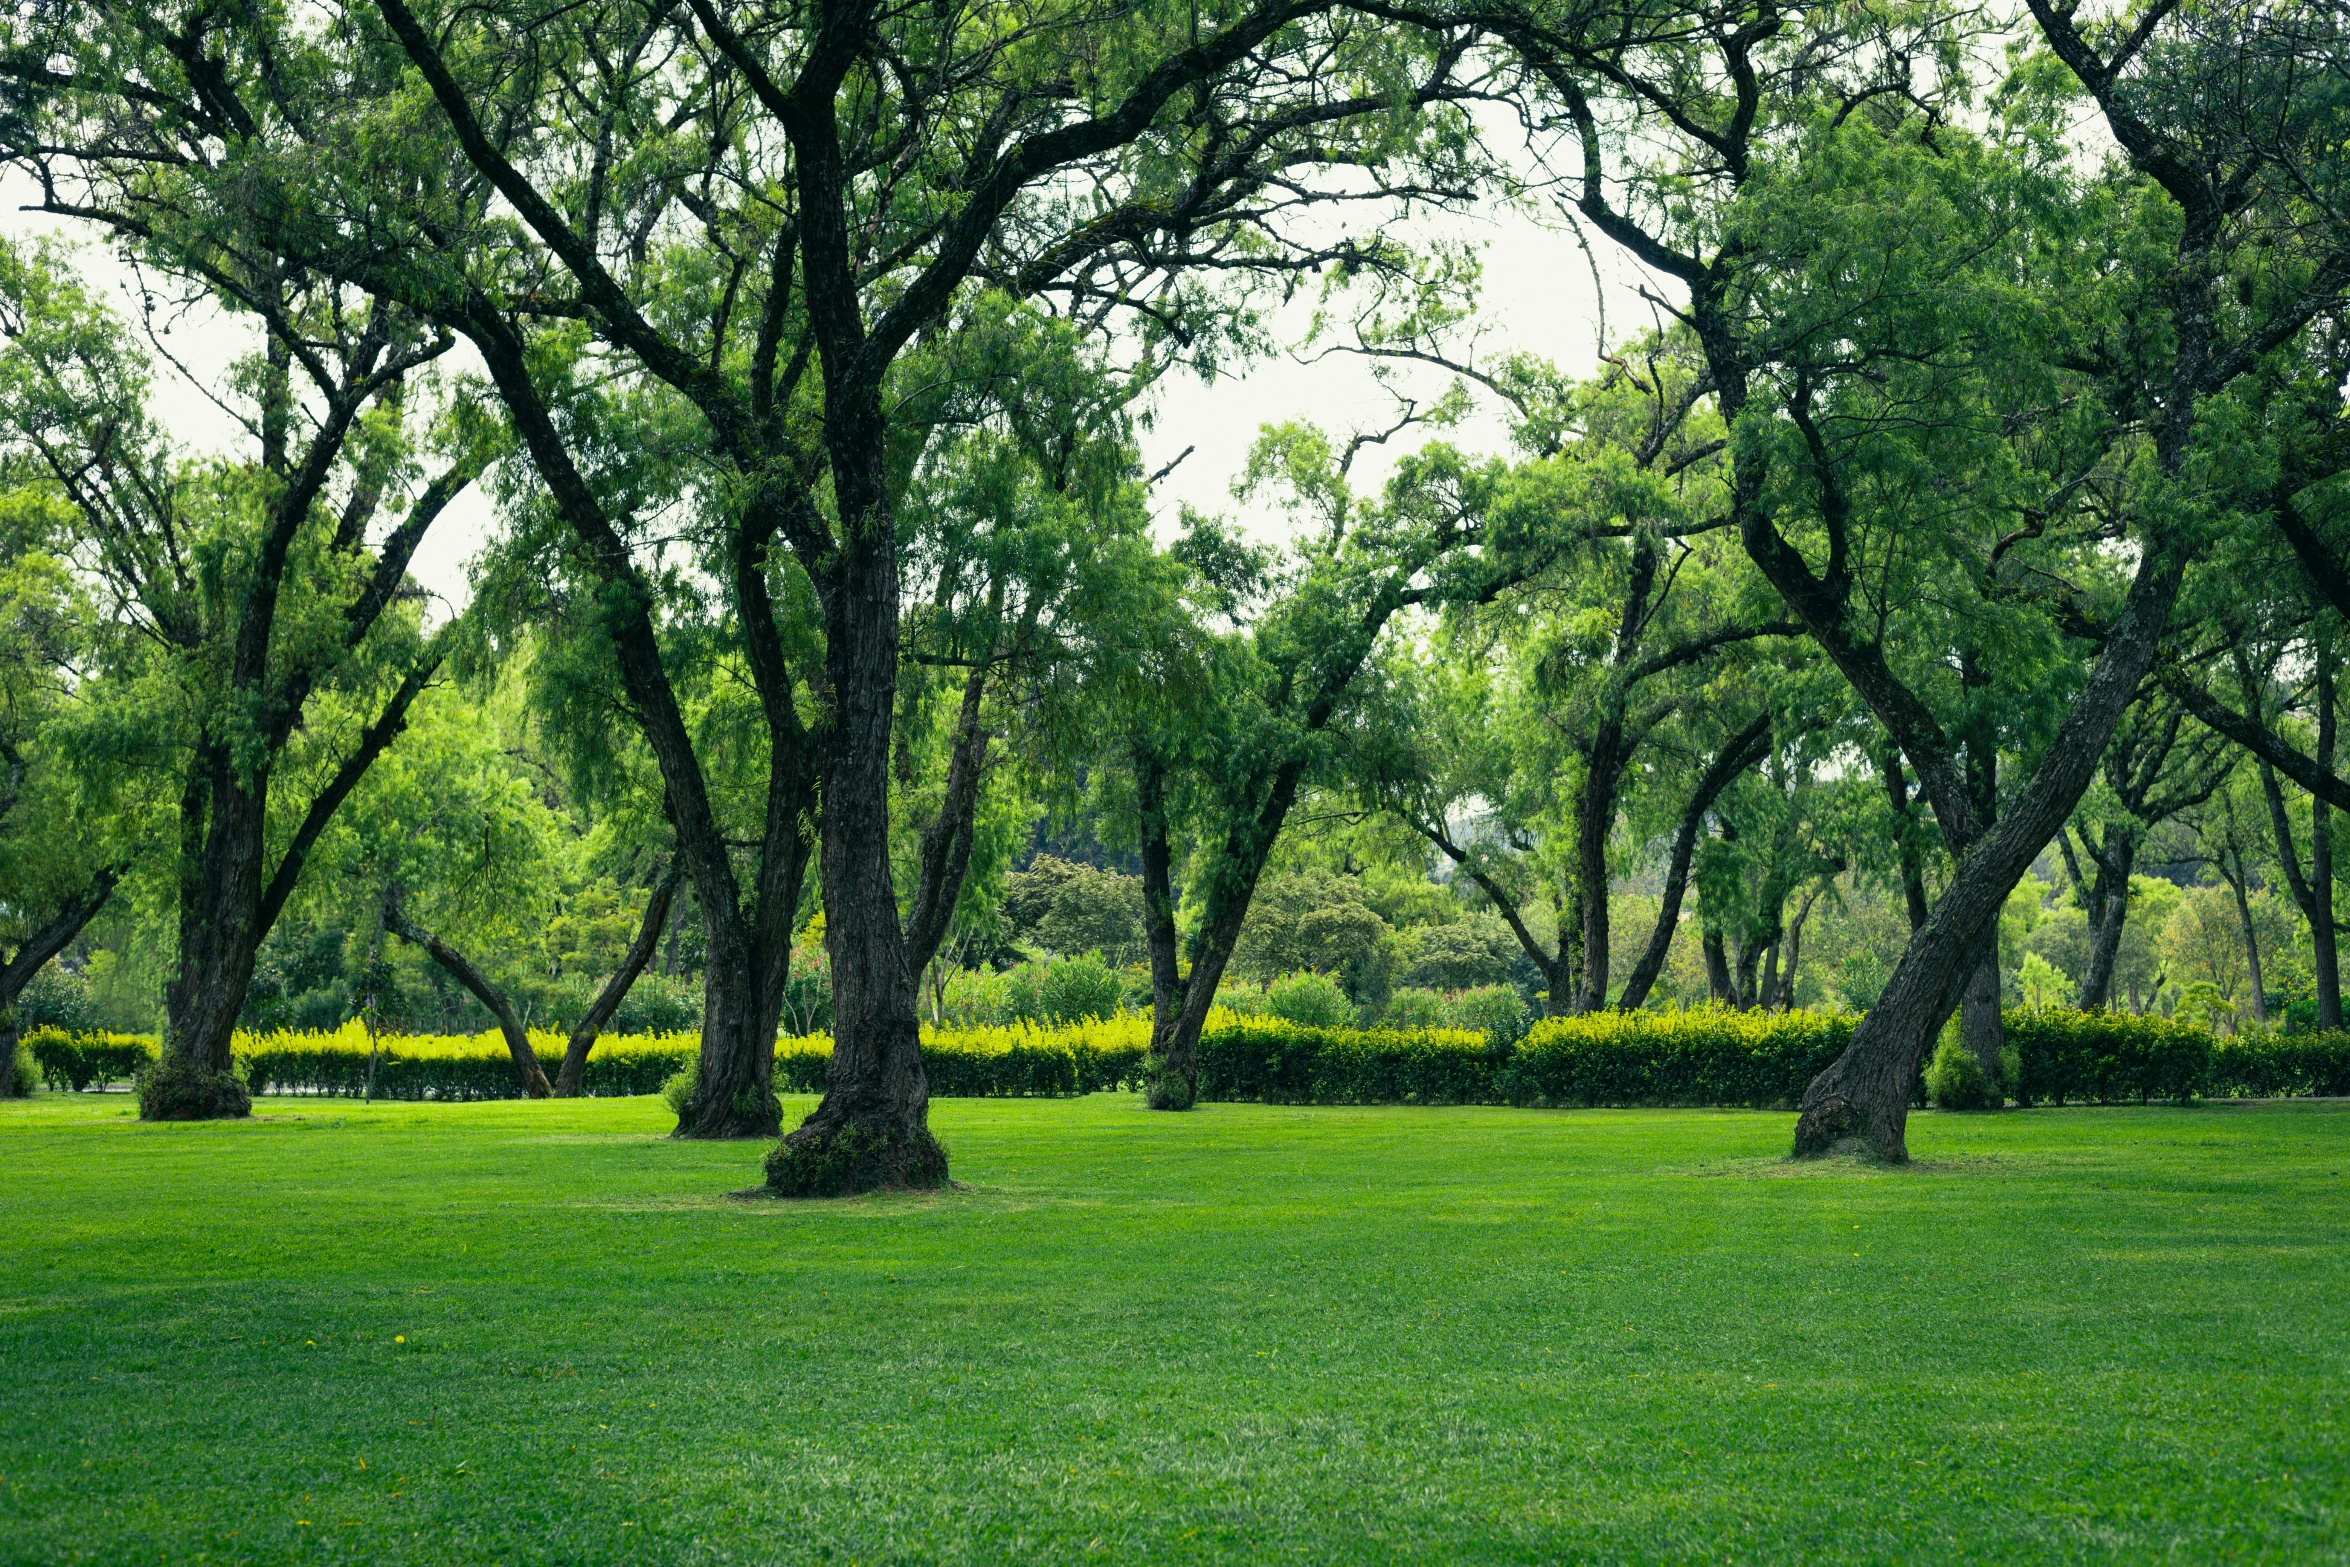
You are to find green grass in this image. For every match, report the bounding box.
[3,1093,2347,1565]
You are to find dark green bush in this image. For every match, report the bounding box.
[4,1031,33,1097]
[2006,1008,2211,1105]
[2208,1030,2350,1098]
[1924,1035,1999,1110]
[1196,1017,1497,1104]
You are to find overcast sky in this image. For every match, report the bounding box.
[7,177,1654,612]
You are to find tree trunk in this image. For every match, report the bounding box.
[1959,931,2005,1091]
[1574,721,1628,1012]
[385,900,551,1097]
[2258,650,2340,1029]
[2073,827,2137,1011]
[1793,538,2189,1160]
[1620,714,1772,1011]
[554,865,683,1096]
[767,468,944,1193]
[2221,845,2267,1026]
[1703,926,1734,1005]
[0,867,123,1097]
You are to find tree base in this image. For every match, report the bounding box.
[1791,1093,1907,1163]
[1144,1058,1196,1111]
[137,1056,252,1121]
[764,1114,948,1197]
[672,1086,783,1140]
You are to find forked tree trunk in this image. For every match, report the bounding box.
[385,899,550,1097]
[554,865,683,1096]
[1958,929,2004,1087]
[2074,827,2137,1011]
[1617,715,1770,1009]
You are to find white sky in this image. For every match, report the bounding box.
[5,180,1650,609]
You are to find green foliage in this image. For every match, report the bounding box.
[1510,1008,1864,1111]
[1395,921,1517,991]
[1382,987,1449,1030]
[1449,984,1529,1047]
[2209,1032,2350,1098]
[1004,953,1125,1026]
[1924,1035,2001,1111]
[2006,1008,2214,1106]
[1264,971,1352,1028]
[133,1052,250,1121]
[3,1031,30,1097]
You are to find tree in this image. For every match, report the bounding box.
[0,473,141,1084]
[0,229,482,1119]
[1408,0,2350,1157]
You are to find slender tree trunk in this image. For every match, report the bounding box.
[554,866,683,1096]
[385,900,550,1096]
[1703,926,1734,1004]
[1575,724,1627,1012]
[2071,826,2137,1011]
[1958,692,2005,1080]
[2220,845,2267,1026]
[1883,751,1932,933]
[1620,714,1772,1011]
[2316,652,2340,1028]
[0,867,123,1097]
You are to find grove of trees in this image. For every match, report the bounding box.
[0,0,2342,1181]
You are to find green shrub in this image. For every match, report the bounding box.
[3,1031,33,1097]
[27,1028,159,1091]
[659,1063,698,1116]
[1924,1034,1999,1110]
[1382,987,1449,1030]
[1265,971,1351,1028]
[2006,1007,2211,1105]
[1448,984,1528,1046]
[1507,1006,1859,1110]
[1005,954,1124,1026]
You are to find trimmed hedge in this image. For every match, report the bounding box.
[2006,1008,2213,1106]
[18,1006,2348,1109]
[2209,1030,2350,1099]
[27,1028,157,1091]
[1510,1007,1860,1109]
[1197,1016,1497,1103]
[777,1017,1152,1097]
[238,1024,695,1099]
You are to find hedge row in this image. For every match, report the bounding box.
[23,1007,2350,1108]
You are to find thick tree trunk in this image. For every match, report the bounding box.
[554,866,683,1096]
[767,480,944,1193]
[386,901,550,1097]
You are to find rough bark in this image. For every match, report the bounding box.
[553,864,684,1096]
[385,898,551,1097]
[1702,927,1734,1005]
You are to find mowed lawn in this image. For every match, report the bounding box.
[3,1093,2347,1565]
